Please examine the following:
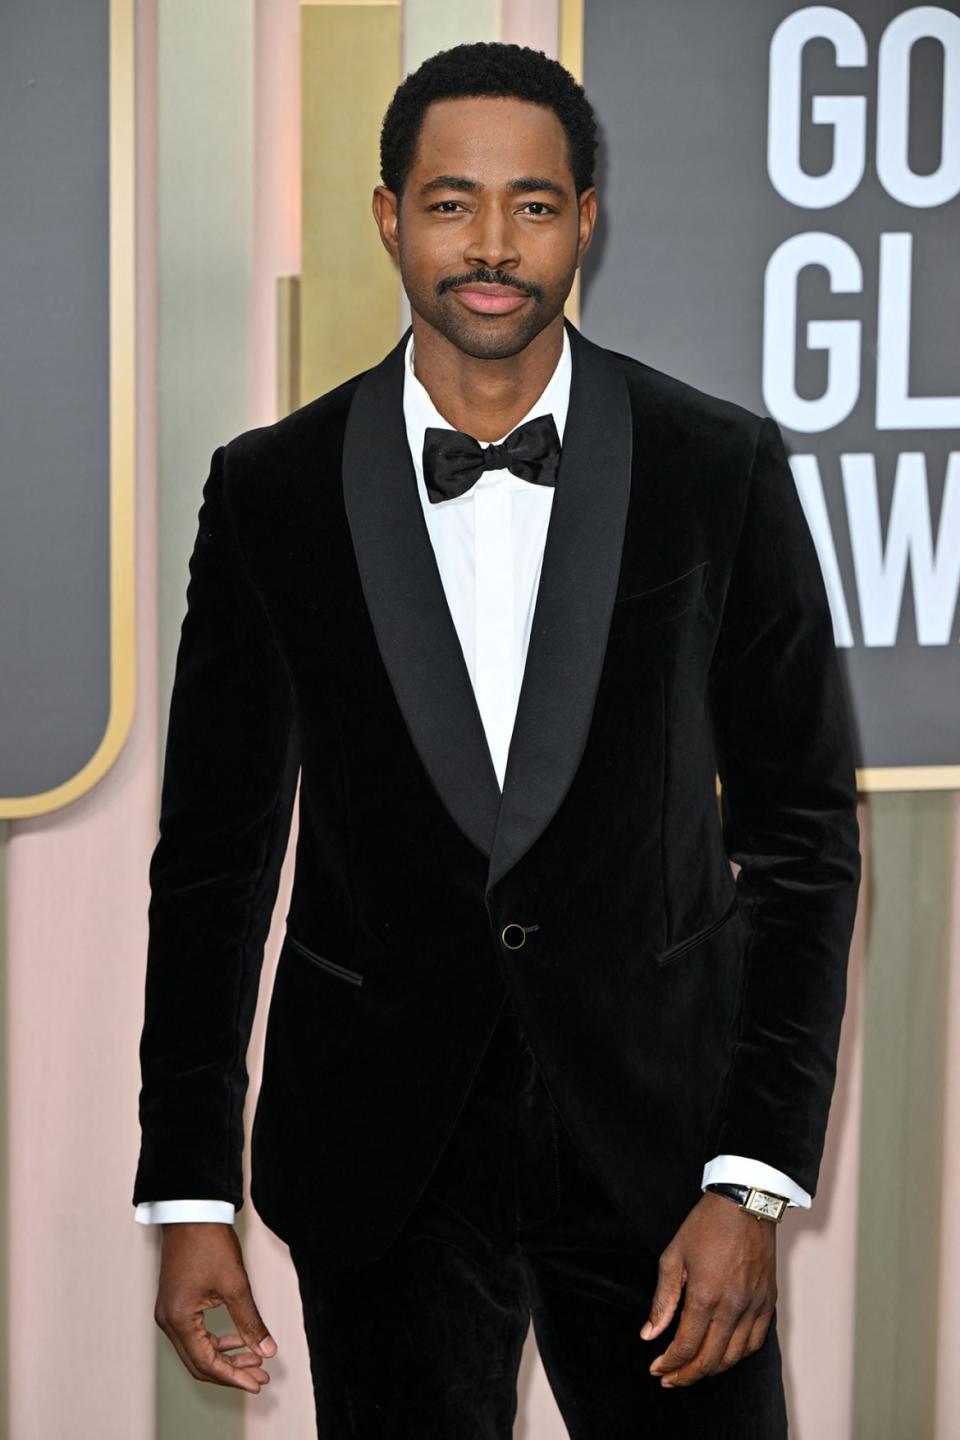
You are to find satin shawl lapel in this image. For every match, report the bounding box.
[342,327,502,860]
[341,319,633,891]
[488,322,632,888]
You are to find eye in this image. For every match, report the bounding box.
[426,200,557,216]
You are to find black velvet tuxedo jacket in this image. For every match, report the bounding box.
[133,318,862,1266]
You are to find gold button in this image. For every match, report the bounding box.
[501,923,526,950]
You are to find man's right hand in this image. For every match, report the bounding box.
[154,1222,277,1393]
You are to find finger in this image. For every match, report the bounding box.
[641,1251,685,1340]
[211,1332,251,1353]
[649,1290,715,1376]
[173,1313,268,1392]
[745,1306,774,1357]
[661,1307,748,1387]
[210,1345,270,1371]
[163,1328,207,1385]
[209,1332,272,1371]
[223,1280,277,1359]
[184,1337,269,1390]
[211,1324,246,1347]
[166,1328,253,1390]
[713,1310,760,1375]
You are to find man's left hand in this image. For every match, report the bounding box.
[640,1191,778,1388]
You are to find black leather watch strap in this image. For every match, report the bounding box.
[705,1182,750,1205]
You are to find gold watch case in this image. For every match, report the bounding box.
[743,1187,788,1223]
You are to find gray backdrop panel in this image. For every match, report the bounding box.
[0,1,110,797]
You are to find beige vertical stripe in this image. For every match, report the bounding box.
[852,792,954,1439]
[934,791,960,1439]
[781,800,869,1439]
[156,0,257,1434]
[157,0,256,721]
[300,3,401,396]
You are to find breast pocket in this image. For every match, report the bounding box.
[614,559,709,630]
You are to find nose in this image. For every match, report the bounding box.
[463,203,521,273]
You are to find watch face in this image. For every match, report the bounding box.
[746,1190,785,1219]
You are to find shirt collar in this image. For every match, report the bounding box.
[402,324,572,493]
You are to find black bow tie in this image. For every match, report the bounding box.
[422,413,561,505]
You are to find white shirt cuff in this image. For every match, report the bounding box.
[701,1154,812,1209]
[135,1199,237,1225]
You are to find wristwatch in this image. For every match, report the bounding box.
[705,1182,788,1223]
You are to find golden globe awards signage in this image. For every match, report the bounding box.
[582,1,959,787]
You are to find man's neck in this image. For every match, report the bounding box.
[410,312,565,442]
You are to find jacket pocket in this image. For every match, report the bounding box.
[286,934,365,987]
[656,891,740,967]
[613,559,709,629]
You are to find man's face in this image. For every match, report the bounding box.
[374,95,596,360]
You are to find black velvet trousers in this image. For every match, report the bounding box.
[288,999,789,1438]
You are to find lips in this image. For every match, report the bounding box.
[452,285,528,315]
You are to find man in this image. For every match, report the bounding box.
[134,41,861,1437]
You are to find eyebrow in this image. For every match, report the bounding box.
[418,174,568,200]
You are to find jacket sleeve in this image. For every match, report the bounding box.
[706,416,862,1199]
[132,444,300,1212]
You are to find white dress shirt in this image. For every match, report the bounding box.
[136,326,810,1224]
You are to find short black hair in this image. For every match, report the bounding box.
[380,42,598,202]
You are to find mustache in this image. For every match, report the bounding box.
[437,269,544,302]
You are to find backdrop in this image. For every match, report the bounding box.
[0,3,957,1438]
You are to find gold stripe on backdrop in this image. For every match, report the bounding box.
[0,0,137,820]
[560,0,584,328]
[300,3,402,400]
[859,764,960,790]
[277,275,301,419]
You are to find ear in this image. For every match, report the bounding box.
[575,187,598,267]
[372,186,400,261]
